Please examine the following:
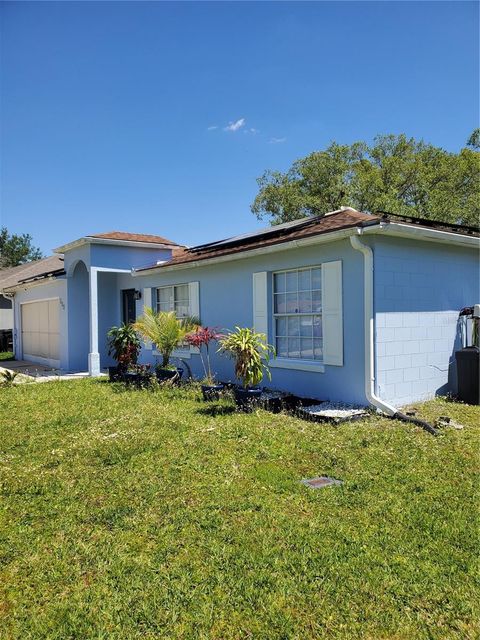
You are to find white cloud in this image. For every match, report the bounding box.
[207,125,218,131]
[269,137,287,144]
[224,118,245,132]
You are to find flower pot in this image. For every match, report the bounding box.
[123,371,153,388]
[123,371,142,386]
[108,366,120,382]
[201,383,224,401]
[233,387,263,411]
[156,367,183,383]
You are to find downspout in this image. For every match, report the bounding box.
[350,231,438,436]
[350,232,398,416]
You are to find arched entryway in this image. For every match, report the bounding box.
[67,260,89,371]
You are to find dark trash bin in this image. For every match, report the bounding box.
[455,346,480,405]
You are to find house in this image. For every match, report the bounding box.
[0,260,65,351]
[2,208,479,409]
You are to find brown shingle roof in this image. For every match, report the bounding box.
[88,231,181,246]
[137,209,378,271]
[0,255,65,291]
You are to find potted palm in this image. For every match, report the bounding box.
[134,308,199,382]
[218,327,275,410]
[185,326,223,400]
[107,324,141,381]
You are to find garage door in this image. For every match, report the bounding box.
[21,299,60,367]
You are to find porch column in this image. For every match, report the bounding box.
[88,267,101,376]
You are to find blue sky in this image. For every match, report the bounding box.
[1,1,478,254]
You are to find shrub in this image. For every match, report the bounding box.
[134,308,199,368]
[218,327,275,388]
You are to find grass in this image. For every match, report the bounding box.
[0,380,479,640]
[0,352,14,362]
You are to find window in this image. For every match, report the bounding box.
[273,267,323,361]
[156,284,190,318]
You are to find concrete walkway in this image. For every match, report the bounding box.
[0,359,102,382]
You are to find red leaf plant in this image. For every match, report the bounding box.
[185,327,223,384]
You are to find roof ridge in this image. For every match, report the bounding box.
[86,230,182,246]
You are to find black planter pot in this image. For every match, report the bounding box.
[201,383,224,401]
[108,366,120,382]
[233,386,263,411]
[123,371,142,386]
[156,367,183,383]
[123,371,153,388]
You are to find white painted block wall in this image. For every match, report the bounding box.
[373,237,479,406]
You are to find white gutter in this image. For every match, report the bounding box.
[360,221,479,248]
[350,232,397,416]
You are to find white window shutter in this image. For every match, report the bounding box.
[142,287,152,350]
[188,281,200,353]
[253,271,268,337]
[322,261,343,366]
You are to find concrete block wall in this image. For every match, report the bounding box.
[376,309,461,406]
[373,237,479,406]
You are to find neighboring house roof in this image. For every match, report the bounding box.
[87,231,181,246]
[0,255,65,292]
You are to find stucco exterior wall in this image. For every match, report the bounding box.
[68,261,89,371]
[118,238,368,404]
[98,271,120,367]
[372,237,479,406]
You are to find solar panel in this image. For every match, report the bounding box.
[189,212,326,253]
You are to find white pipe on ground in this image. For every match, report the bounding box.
[350,232,397,416]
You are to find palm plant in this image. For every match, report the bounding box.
[218,327,275,388]
[134,308,199,368]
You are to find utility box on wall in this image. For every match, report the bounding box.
[456,304,480,405]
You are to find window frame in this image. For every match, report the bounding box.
[155,283,190,319]
[272,265,324,364]
[154,283,192,356]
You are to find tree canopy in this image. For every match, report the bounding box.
[0,227,43,268]
[251,133,480,227]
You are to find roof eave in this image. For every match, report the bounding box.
[359,221,480,247]
[132,226,359,276]
[133,221,479,276]
[3,271,66,294]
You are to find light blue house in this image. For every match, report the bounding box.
[3,208,479,410]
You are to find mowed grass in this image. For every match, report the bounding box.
[0,352,14,362]
[0,380,479,640]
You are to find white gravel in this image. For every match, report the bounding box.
[300,402,368,419]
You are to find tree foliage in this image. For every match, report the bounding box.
[251,133,480,227]
[0,227,43,268]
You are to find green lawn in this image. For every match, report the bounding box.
[0,352,14,362]
[0,380,479,640]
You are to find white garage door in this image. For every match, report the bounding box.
[21,299,60,367]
